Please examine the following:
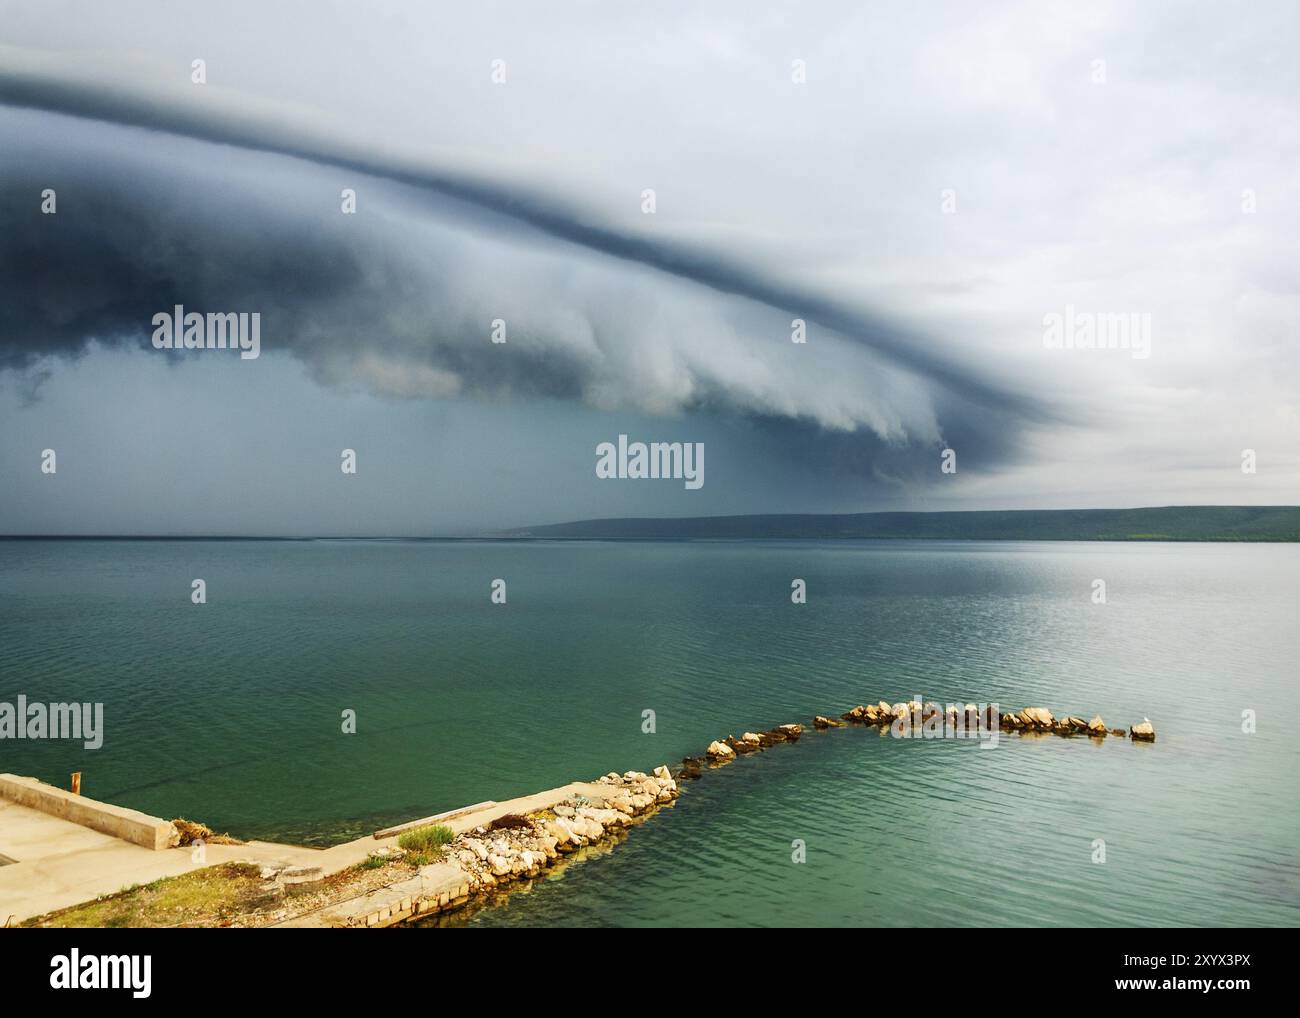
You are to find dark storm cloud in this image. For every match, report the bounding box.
[0,61,1050,427]
[0,133,362,367]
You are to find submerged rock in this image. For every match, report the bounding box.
[676,757,705,780]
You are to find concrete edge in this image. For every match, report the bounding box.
[0,774,178,851]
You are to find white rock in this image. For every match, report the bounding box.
[549,818,584,846]
[594,807,632,827]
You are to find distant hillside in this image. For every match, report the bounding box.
[503,506,1300,542]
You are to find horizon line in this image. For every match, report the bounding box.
[4,503,1298,541]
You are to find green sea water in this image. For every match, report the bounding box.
[1,538,1296,927]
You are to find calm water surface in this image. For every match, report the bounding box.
[1,539,1296,927]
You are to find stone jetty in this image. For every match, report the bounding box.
[6,697,1156,928]
[261,699,1158,924]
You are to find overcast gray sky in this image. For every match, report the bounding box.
[1,0,1297,534]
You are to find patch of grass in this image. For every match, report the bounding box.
[356,853,389,871]
[24,863,265,928]
[396,824,455,862]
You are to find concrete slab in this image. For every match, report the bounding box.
[0,799,311,924]
[1,775,618,925]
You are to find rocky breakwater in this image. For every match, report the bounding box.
[447,766,680,893]
[1000,706,1156,740]
[832,699,1156,741]
[334,699,1156,928]
[618,698,1159,791]
[667,694,1161,785]
[672,723,805,778]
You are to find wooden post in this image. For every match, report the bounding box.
[70,772,81,795]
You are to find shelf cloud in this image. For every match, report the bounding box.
[0,44,1046,457]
